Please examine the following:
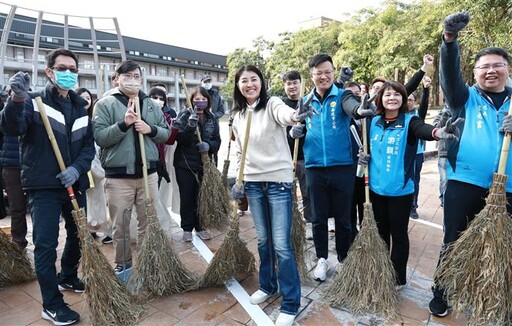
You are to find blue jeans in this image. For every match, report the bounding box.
[28,189,84,310]
[245,181,301,315]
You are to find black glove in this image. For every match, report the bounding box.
[357,149,370,168]
[444,11,471,35]
[187,111,199,129]
[0,85,9,101]
[196,141,210,153]
[56,166,80,188]
[157,161,171,183]
[500,114,512,133]
[293,96,317,122]
[9,71,30,100]
[338,67,354,84]
[231,183,245,201]
[356,94,376,117]
[289,124,305,139]
[434,117,464,142]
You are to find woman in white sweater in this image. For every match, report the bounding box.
[230,65,312,326]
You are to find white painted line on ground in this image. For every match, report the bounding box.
[412,218,443,230]
[169,210,273,326]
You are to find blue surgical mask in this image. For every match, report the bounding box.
[54,70,78,90]
[201,82,212,91]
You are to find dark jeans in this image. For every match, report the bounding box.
[412,153,424,210]
[175,167,203,232]
[3,167,28,249]
[28,189,83,310]
[350,175,365,242]
[306,165,354,262]
[433,180,512,298]
[370,191,413,285]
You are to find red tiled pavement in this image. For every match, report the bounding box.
[1,135,470,325]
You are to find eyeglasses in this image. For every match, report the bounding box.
[52,66,78,73]
[120,73,142,80]
[474,62,509,71]
[311,70,334,77]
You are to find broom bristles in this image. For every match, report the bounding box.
[198,154,231,231]
[0,230,35,287]
[132,200,198,298]
[291,180,309,283]
[74,209,142,326]
[323,203,399,320]
[197,204,256,288]
[435,173,512,325]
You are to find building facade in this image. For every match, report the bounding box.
[0,3,228,112]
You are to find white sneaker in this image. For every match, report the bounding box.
[249,289,272,305]
[313,257,329,281]
[275,312,295,326]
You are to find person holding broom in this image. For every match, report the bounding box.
[0,48,95,326]
[92,59,171,275]
[173,86,220,242]
[429,11,512,317]
[357,80,462,291]
[230,65,316,326]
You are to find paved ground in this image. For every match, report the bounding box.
[0,129,469,325]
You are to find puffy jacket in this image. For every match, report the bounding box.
[0,135,21,168]
[173,108,221,172]
[0,85,94,191]
[92,89,171,177]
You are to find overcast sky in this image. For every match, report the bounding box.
[3,0,396,56]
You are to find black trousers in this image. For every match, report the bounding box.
[175,167,203,232]
[370,190,413,285]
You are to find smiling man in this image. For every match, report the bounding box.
[429,11,512,318]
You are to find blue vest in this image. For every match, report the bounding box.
[447,86,512,191]
[369,114,415,196]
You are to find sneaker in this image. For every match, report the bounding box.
[313,257,329,282]
[101,236,113,244]
[182,231,193,242]
[237,209,244,216]
[249,289,273,305]
[42,304,80,325]
[196,230,211,240]
[429,296,449,317]
[114,263,132,275]
[58,274,85,293]
[90,232,98,239]
[410,209,419,219]
[275,312,296,326]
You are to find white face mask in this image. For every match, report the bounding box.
[154,99,164,109]
[121,78,141,93]
[202,82,212,90]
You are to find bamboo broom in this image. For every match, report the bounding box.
[131,97,197,298]
[35,97,142,325]
[221,115,234,185]
[180,75,231,232]
[0,228,34,288]
[435,104,512,325]
[197,104,256,288]
[324,115,399,320]
[291,84,309,283]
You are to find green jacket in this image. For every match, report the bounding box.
[92,89,170,177]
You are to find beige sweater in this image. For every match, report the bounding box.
[232,97,296,183]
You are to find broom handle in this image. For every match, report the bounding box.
[497,101,512,174]
[362,116,370,203]
[179,74,203,142]
[237,108,253,188]
[292,82,306,179]
[34,97,80,211]
[133,97,151,200]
